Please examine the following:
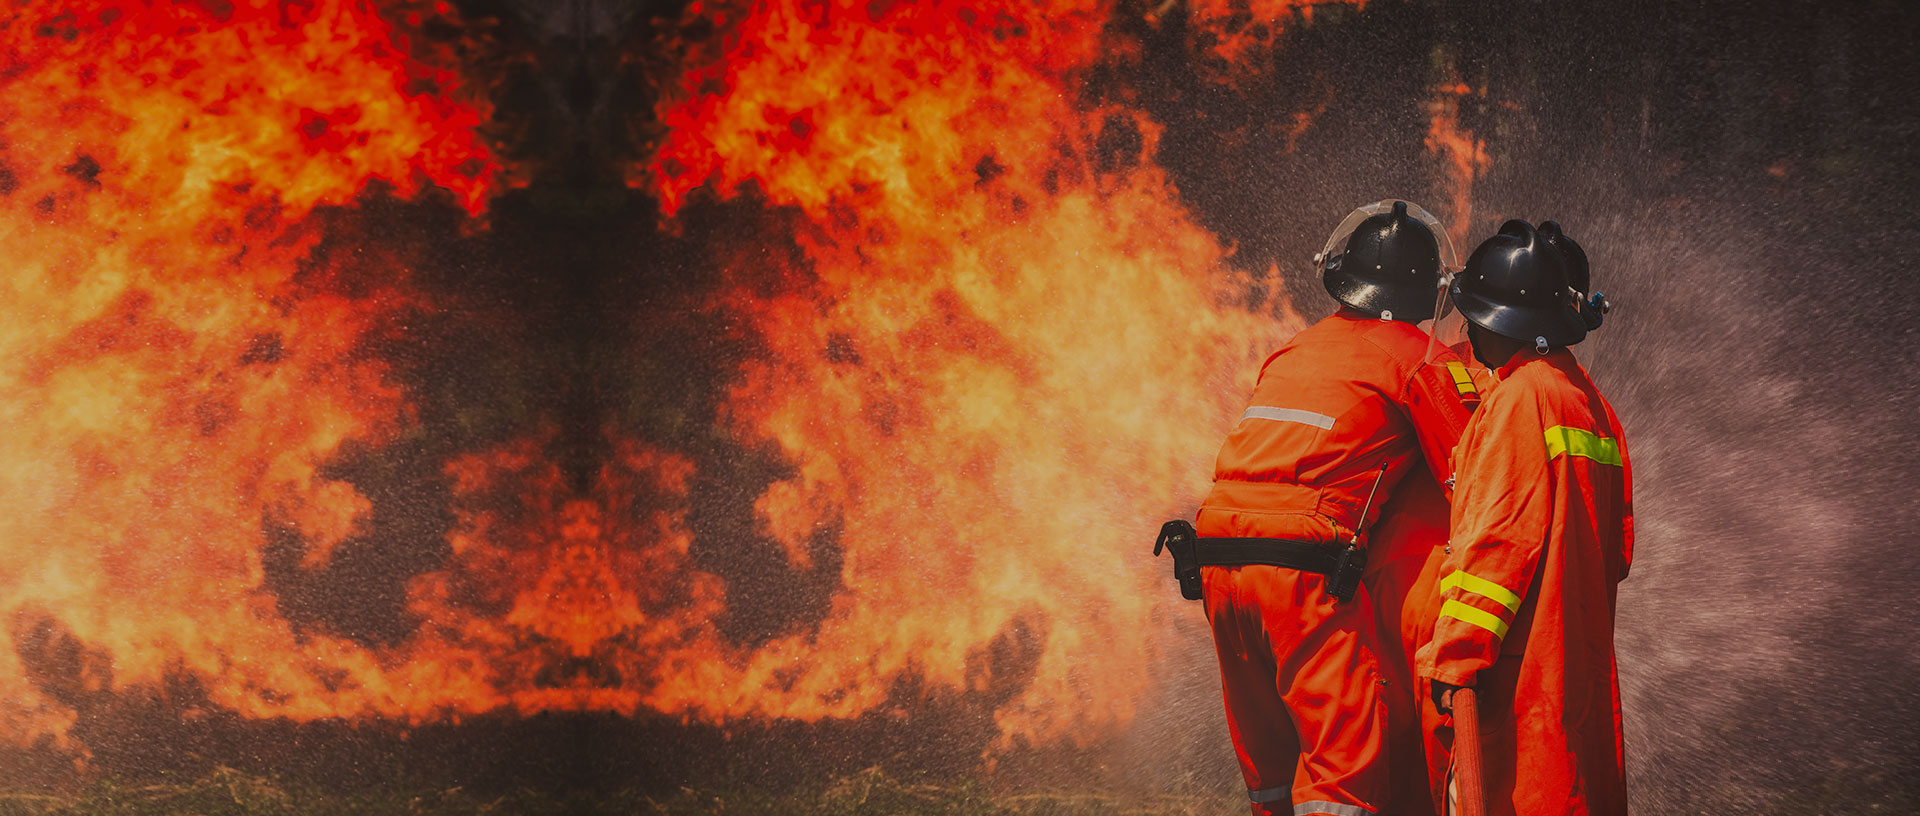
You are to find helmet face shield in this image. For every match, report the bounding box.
[1317,199,1458,322]
[1316,199,1460,281]
[1424,266,1484,373]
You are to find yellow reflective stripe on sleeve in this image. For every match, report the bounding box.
[1543,425,1622,466]
[1439,599,1510,640]
[1444,361,1477,396]
[1439,570,1522,612]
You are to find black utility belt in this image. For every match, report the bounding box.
[1153,520,1368,603]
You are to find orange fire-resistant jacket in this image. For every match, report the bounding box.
[1416,348,1633,816]
[1198,310,1477,815]
[1201,312,1477,544]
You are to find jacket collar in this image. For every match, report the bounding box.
[1496,346,1576,380]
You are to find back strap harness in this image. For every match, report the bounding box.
[1153,520,1368,603]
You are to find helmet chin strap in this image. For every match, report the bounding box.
[1534,336,1550,355]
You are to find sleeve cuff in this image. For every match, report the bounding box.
[1421,666,1479,687]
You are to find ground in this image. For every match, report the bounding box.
[0,768,1239,816]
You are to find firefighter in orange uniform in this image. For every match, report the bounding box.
[1416,220,1631,815]
[1187,200,1478,816]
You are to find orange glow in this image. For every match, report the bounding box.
[644,0,1300,749]
[1282,76,1339,155]
[1424,71,1489,249]
[1183,0,1363,84]
[404,433,726,717]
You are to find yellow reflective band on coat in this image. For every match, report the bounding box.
[1444,361,1477,396]
[1543,425,1622,466]
[1440,570,1522,612]
[1439,599,1510,639]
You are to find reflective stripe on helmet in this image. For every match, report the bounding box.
[1240,406,1336,430]
[1444,360,1477,396]
[1440,570,1522,613]
[1439,599,1510,640]
[1543,425,1621,466]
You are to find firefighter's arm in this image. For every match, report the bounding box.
[1399,358,1477,495]
[1415,400,1552,688]
[1620,448,1635,578]
[1605,399,1635,578]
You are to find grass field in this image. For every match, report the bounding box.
[0,767,1238,816]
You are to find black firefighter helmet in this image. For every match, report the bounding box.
[1453,219,1588,347]
[1538,220,1607,331]
[1320,200,1445,322]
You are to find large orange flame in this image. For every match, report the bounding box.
[3,0,1446,761]
[0,0,496,746]
[642,0,1304,749]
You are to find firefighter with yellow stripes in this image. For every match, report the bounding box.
[1415,220,1632,815]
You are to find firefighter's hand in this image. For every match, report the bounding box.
[1430,680,1465,715]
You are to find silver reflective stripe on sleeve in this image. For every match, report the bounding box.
[1293,801,1375,816]
[1240,406,1336,430]
[1249,786,1290,804]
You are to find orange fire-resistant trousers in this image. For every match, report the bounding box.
[1204,563,1388,816]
